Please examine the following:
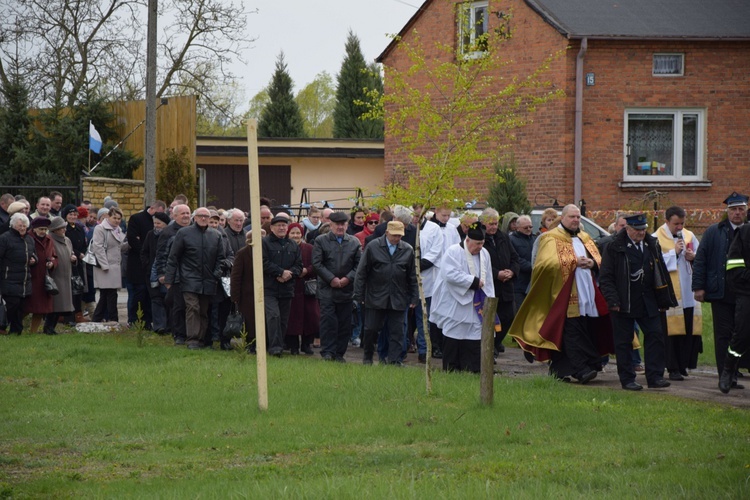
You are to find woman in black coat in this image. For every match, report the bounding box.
[0,213,37,334]
[62,204,88,323]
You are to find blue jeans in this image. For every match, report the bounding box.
[150,284,168,332]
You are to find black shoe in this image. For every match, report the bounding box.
[334,356,346,363]
[523,351,535,364]
[623,382,643,391]
[389,361,404,367]
[720,353,741,394]
[290,349,300,356]
[432,349,443,359]
[418,353,427,363]
[495,345,505,354]
[302,345,314,355]
[577,370,597,385]
[731,381,745,389]
[363,358,373,365]
[322,354,334,361]
[43,327,58,336]
[174,337,186,346]
[669,372,684,381]
[187,344,203,350]
[220,342,233,351]
[648,379,671,389]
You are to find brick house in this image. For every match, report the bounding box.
[377,0,750,214]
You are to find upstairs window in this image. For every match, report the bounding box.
[653,53,684,76]
[624,109,704,181]
[459,1,489,57]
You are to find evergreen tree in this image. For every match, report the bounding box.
[487,157,532,215]
[0,75,35,185]
[156,147,197,207]
[333,31,384,139]
[258,52,306,138]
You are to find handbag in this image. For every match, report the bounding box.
[71,274,85,295]
[304,279,317,297]
[222,304,244,340]
[82,232,107,268]
[44,272,59,296]
[82,239,99,267]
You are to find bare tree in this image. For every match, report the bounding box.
[0,0,256,115]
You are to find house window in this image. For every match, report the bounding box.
[459,1,489,56]
[624,109,704,180]
[653,53,684,76]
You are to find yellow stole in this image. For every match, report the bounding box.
[655,226,702,336]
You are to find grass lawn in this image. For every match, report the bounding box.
[1,329,748,499]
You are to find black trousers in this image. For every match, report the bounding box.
[730,295,750,357]
[4,295,26,334]
[549,316,601,379]
[319,299,352,359]
[442,336,481,373]
[127,282,152,326]
[613,312,666,386]
[363,307,405,363]
[92,288,118,322]
[495,299,516,350]
[265,295,291,355]
[165,283,186,341]
[662,307,701,374]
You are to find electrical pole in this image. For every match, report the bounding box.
[144,0,157,205]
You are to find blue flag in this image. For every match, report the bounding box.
[89,121,102,154]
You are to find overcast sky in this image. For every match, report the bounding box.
[235,0,420,107]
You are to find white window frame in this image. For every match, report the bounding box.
[652,53,684,77]
[623,108,705,181]
[459,1,489,58]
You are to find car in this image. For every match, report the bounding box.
[529,208,609,241]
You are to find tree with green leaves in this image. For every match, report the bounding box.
[156,147,197,207]
[487,156,532,215]
[296,71,335,138]
[258,52,306,138]
[333,31,383,139]
[361,19,564,394]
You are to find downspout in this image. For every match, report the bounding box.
[574,37,587,205]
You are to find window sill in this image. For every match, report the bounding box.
[618,180,712,190]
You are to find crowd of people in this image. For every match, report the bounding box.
[1,190,748,394]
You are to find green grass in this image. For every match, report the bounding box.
[1,330,748,499]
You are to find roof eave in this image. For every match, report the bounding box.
[376,0,433,63]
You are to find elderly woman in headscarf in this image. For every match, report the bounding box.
[44,217,75,335]
[61,204,89,323]
[501,211,519,234]
[25,217,57,333]
[91,207,126,322]
[0,213,37,334]
[285,222,319,355]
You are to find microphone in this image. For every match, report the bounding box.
[676,231,683,240]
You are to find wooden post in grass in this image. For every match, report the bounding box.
[480,296,499,406]
[246,119,268,411]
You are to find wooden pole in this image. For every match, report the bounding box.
[480,296,499,406]
[246,119,268,411]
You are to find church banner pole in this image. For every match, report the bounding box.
[246,119,268,411]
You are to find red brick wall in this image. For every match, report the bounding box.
[382,0,574,205]
[581,40,750,211]
[381,0,750,213]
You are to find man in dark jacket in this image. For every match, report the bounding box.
[312,210,362,361]
[719,207,750,393]
[354,221,419,365]
[262,215,303,357]
[165,207,225,350]
[599,213,677,391]
[693,192,748,386]
[155,204,191,344]
[480,208,520,355]
[0,193,14,235]
[126,200,166,328]
[509,215,536,313]
[223,208,247,255]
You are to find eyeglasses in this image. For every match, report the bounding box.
[195,214,210,219]
[367,221,378,225]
